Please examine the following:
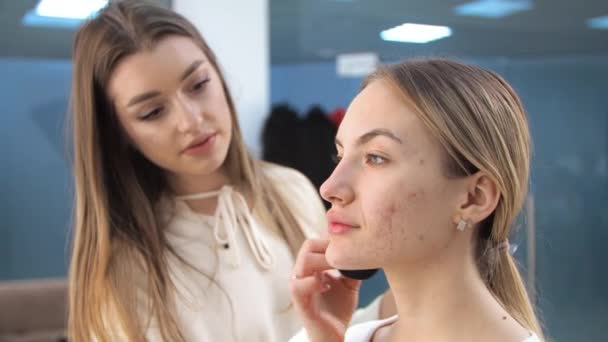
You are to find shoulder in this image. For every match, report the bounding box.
[261,162,320,203]
[345,315,398,342]
[262,162,312,186]
[522,333,542,342]
[479,316,540,342]
[261,162,327,238]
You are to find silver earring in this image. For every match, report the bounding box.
[456,219,467,231]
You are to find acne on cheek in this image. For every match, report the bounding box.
[380,203,397,232]
[377,189,425,241]
[407,190,429,244]
[377,202,402,243]
[369,203,397,257]
[361,200,412,265]
[404,188,424,206]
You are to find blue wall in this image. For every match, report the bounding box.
[510,57,608,342]
[0,58,72,280]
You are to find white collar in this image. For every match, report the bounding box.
[174,186,274,270]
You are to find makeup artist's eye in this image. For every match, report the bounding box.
[140,107,164,120]
[365,153,387,166]
[191,78,210,93]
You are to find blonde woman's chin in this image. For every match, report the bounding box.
[326,244,380,272]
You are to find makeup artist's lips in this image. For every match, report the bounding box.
[182,133,217,156]
[327,211,358,235]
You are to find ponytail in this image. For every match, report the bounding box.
[480,238,544,340]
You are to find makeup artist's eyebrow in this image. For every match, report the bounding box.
[335,128,403,147]
[126,59,205,107]
[180,59,204,81]
[127,91,161,107]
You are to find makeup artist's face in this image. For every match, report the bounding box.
[320,80,466,270]
[107,35,233,181]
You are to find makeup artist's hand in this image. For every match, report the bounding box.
[290,239,361,342]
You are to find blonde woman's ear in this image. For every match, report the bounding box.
[458,173,500,226]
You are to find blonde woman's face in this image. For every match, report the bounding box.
[320,80,468,270]
[108,35,232,185]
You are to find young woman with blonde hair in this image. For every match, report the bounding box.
[290,58,544,341]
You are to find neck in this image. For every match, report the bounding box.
[169,167,231,214]
[383,239,507,340]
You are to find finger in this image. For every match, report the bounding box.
[290,275,331,310]
[297,239,330,257]
[293,252,333,279]
[324,272,362,293]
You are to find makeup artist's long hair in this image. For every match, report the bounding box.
[68,1,306,340]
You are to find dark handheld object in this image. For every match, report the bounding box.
[339,269,379,280]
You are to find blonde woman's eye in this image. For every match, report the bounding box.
[365,154,387,165]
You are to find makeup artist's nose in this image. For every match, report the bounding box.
[176,98,203,133]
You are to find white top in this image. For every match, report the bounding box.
[137,164,381,341]
[345,315,541,342]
